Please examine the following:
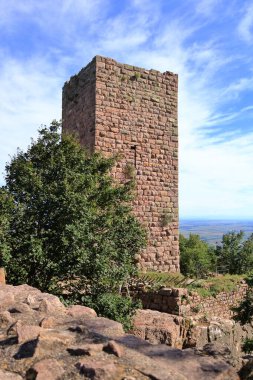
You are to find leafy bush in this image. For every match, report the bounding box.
[180,234,216,278]
[242,338,253,354]
[0,121,146,325]
[0,188,13,267]
[82,293,141,331]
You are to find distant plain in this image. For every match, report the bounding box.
[180,219,253,245]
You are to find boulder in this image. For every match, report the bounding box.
[133,309,253,370]
[66,304,97,318]
[0,284,239,379]
[26,358,64,380]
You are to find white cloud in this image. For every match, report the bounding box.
[180,133,253,218]
[0,0,252,219]
[0,54,63,179]
[195,0,220,16]
[204,105,253,126]
[220,76,253,101]
[0,0,104,25]
[238,4,253,43]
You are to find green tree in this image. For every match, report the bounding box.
[216,231,253,274]
[241,233,253,272]
[0,188,13,267]
[180,233,216,278]
[0,121,146,327]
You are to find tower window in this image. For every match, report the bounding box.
[131,145,137,168]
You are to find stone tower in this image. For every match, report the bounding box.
[62,56,179,272]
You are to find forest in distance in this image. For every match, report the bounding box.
[180,219,253,245]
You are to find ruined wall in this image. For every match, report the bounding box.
[136,282,248,319]
[62,60,96,152]
[62,55,179,272]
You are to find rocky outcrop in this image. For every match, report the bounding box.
[133,309,253,369]
[0,284,239,379]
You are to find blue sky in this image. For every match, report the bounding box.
[0,0,252,219]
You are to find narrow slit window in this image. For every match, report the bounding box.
[131,145,137,168]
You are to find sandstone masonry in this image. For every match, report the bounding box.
[133,282,248,319]
[62,56,179,272]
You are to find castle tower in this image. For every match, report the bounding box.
[62,56,179,272]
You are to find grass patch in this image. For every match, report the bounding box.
[137,272,245,297]
[188,274,244,297]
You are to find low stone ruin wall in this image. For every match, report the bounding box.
[136,282,248,318]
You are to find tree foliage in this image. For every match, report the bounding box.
[0,188,13,267]
[216,231,253,274]
[83,293,142,331]
[0,122,146,313]
[179,233,216,278]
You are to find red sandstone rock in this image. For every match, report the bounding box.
[0,284,239,379]
[27,358,64,380]
[83,316,125,337]
[38,329,75,346]
[77,358,119,379]
[66,304,97,318]
[68,343,104,356]
[104,340,124,357]
[34,330,75,359]
[0,369,22,380]
[24,294,37,306]
[16,323,42,343]
[0,311,15,328]
[38,297,65,314]
[133,309,184,347]
[8,302,32,314]
[39,316,58,328]
[0,290,15,310]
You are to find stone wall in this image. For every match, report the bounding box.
[62,55,179,272]
[136,282,248,319]
[62,59,96,152]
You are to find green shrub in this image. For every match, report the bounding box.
[242,338,253,354]
[82,293,142,331]
[134,72,141,80]
[180,234,216,278]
